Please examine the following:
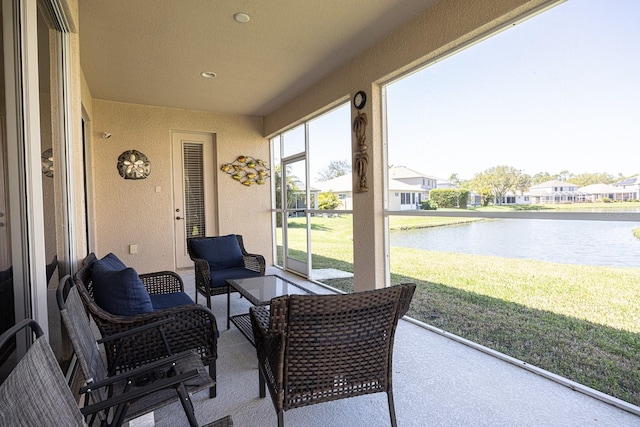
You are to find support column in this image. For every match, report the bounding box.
[351,85,385,292]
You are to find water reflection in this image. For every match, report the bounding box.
[390,219,640,268]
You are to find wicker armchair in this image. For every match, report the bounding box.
[187,234,265,313]
[73,253,219,398]
[250,283,416,427]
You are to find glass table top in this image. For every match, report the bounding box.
[227,275,313,305]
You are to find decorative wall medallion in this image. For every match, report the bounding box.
[117,150,151,180]
[41,148,54,178]
[221,155,270,186]
[353,111,369,192]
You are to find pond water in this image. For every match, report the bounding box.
[390,219,640,268]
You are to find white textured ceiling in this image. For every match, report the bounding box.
[79,0,436,117]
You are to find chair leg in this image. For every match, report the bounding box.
[277,411,284,427]
[206,291,212,309]
[176,383,199,427]
[387,391,397,427]
[227,286,231,329]
[208,359,217,398]
[259,369,266,398]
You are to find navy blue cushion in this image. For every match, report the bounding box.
[189,235,244,270]
[209,266,261,288]
[92,265,153,316]
[96,252,127,270]
[149,292,194,310]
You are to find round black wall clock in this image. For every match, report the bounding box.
[353,91,367,109]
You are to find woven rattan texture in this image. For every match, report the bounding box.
[250,283,415,426]
[73,256,218,387]
[140,271,184,295]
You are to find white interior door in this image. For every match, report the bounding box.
[172,131,217,268]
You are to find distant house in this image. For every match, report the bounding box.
[290,180,320,211]
[388,166,438,198]
[528,180,584,204]
[388,180,425,210]
[612,176,640,201]
[312,175,353,210]
[497,192,531,205]
[576,183,628,202]
[313,174,423,211]
[436,178,456,189]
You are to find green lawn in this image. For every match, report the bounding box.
[280,213,640,406]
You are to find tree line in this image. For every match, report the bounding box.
[282,159,638,210]
[451,166,635,207]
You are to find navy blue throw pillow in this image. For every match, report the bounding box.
[92,257,153,316]
[189,235,244,270]
[97,252,127,271]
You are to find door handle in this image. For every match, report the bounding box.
[176,216,184,220]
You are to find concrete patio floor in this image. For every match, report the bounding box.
[139,268,640,427]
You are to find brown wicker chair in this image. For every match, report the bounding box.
[73,253,219,398]
[250,283,416,427]
[187,234,265,313]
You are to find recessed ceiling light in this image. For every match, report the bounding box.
[200,71,217,79]
[234,13,250,23]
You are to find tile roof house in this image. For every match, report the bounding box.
[313,174,423,211]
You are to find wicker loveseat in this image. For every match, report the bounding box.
[73,253,219,398]
[250,283,416,427]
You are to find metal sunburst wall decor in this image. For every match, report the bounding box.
[117,150,151,180]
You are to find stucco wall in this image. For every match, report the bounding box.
[90,100,270,273]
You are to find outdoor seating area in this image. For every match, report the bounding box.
[5,2,640,426]
[3,264,640,426]
[141,269,639,427]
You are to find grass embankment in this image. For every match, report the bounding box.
[281,213,640,406]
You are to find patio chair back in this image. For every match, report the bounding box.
[57,276,111,401]
[251,283,415,427]
[0,319,87,426]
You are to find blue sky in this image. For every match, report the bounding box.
[386,0,640,181]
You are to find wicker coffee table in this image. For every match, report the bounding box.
[226,275,314,345]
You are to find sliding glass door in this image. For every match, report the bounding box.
[282,156,309,276]
[272,103,352,286]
